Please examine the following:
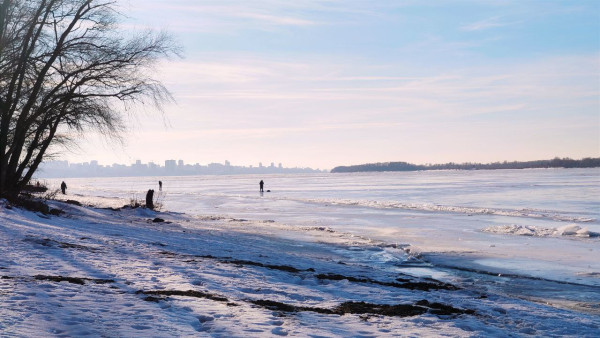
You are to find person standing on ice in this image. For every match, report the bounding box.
[259,180,264,192]
[60,181,67,194]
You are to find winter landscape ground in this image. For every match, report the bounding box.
[1,169,599,336]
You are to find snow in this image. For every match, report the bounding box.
[1,196,599,336]
[483,223,598,238]
[3,168,599,336]
[555,224,591,237]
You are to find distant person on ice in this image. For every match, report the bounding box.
[259,180,264,192]
[159,180,162,191]
[60,181,67,194]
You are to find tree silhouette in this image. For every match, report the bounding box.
[331,158,600,173]
[0,0,178,199]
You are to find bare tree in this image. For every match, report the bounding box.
[0,0,178,199]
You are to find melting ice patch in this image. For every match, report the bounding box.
[483,224,599,238]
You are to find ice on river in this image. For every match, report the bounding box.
[1,167,594,336]
[44,168,600,287]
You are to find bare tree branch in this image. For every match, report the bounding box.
[0,0,179,198]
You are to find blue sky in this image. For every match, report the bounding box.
[65,0,600,169]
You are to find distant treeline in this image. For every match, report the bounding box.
[330,157,600,173]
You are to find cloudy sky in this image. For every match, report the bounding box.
[65,0,599,169]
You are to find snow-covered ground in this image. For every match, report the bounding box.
[42,169,600,288]
[2,168,599,336]
[1,195,599,336]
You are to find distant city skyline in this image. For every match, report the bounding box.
[37,159,324,178]
[57,1,599,169]
[46,158,301,170]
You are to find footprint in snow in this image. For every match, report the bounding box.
[193,316,213,332]
[271,327,288,336]
[197,315,214,323]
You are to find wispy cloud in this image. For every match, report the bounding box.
[136,121,410,141]
[232,12,316,26]
[158,54,598,119]
[122,0,381,31]
[461,16,518,31]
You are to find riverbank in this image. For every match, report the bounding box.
[0,198,598,336]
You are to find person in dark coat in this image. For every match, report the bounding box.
[259,180,264,192]
[159,180,162,191]
[60,181,67,194]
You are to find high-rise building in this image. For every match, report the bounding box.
[165,160,176,171]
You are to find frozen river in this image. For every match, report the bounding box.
[46,168,600,313]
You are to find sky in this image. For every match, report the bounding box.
[62,0,600,170]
